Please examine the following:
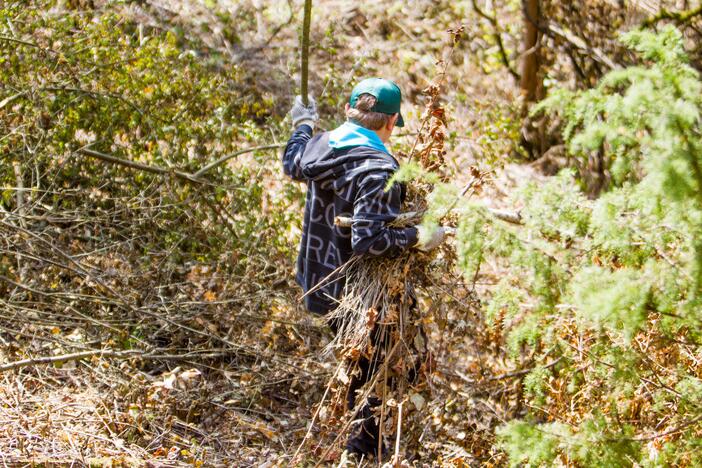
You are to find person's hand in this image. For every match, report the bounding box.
[415,224,446,252]
[291,95,318,129]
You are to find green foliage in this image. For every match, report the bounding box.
[536,26,702,201]
[523,364,550,405]
[455,211,486,283]
[519,170,591,241]
[0,1,300,267]
[570,267,650,340]
[496,420,565,467]
[409,26,702,465]
[390,161,442,187]
[499,415,642,467]
[485,278,524,325]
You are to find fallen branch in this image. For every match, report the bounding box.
[290,360,342,464]
[0,348,243,373]
[0,349,142,373]
[488,208,523,225]
[0,91,28,110]
[80,144,286,183]
[631,414,702,441]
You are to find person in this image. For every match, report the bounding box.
[282,78,444,459]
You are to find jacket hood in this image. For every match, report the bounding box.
[299,131,399,186]
[328,121,389,154]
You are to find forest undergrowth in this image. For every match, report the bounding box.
[2,0,702,466]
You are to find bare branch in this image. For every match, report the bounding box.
[471,0,520,80]
[78,148,207,185]
[643,5,702,27]
[521,3,620,71]
[194,143,285,177]
[547,23,619,70]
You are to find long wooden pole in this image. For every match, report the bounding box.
[300,0,312,106]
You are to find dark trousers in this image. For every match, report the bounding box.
[344,326,387,457]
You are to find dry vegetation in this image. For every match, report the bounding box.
[2,0,702,466]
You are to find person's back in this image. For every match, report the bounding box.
[283,120,418,313]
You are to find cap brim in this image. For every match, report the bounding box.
[396,112,404,128]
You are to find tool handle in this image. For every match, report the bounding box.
[300,0,313,106]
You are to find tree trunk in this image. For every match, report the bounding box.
[520,0,540,103]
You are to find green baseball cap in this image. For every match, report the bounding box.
[349,78,405,127]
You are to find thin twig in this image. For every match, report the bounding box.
[0,91,28,110]
[451,357,563,384]
[631,414,702,441]
[393,400,404,466]
[314,340,402,467]
[407,26,463,164]
[0,35,39,48]
[0,347,250,373]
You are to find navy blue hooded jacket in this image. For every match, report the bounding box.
[283,124,419,314]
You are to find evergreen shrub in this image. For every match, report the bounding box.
[395,26,702,466]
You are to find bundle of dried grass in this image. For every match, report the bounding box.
[324,211,424,358]
[321,203,434,462]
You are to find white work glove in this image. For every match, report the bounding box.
[415,225,446,252]
[290,95,319,129]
